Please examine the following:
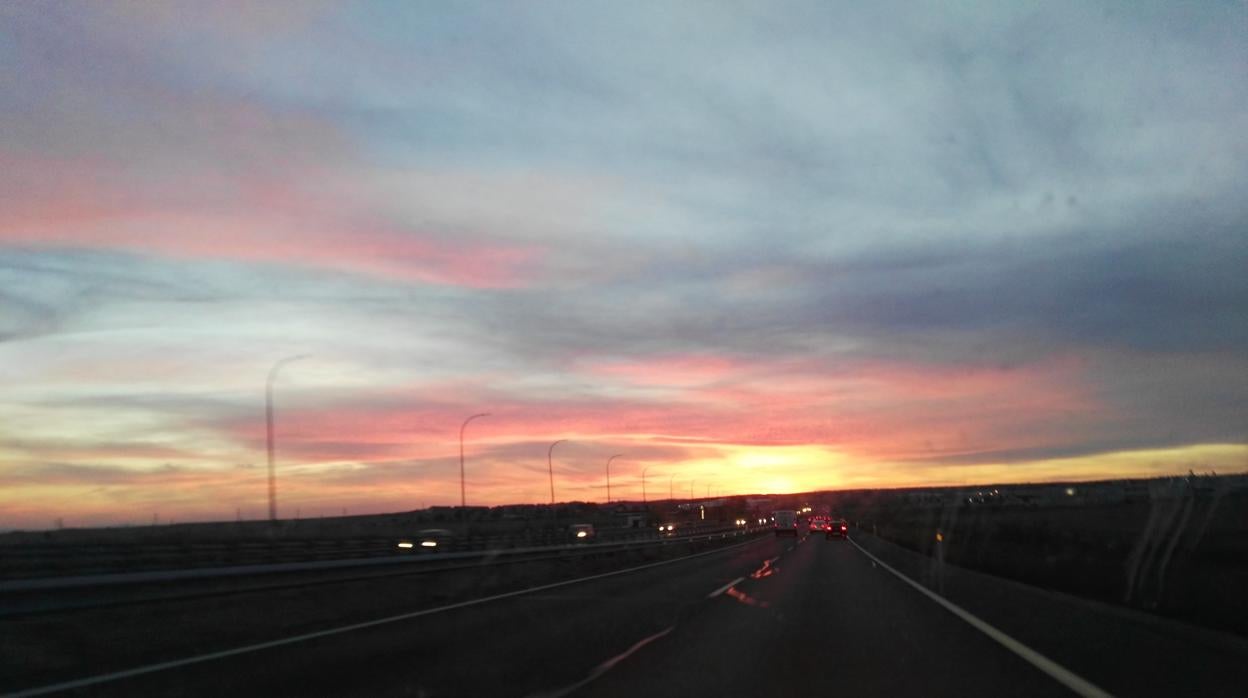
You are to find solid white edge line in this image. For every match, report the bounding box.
[848,537,1113,698]
[706,576,746,598]
[531,625,676,698]
[6,535,769,698]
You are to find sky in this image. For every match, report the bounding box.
[1,1,1246,529]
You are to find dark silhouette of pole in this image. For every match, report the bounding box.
[547,439,567,505]
[458,413,490,508]
[642,466,652,503]
[669,475,674,501]
[266,354,309,523]
[605,454,623,504]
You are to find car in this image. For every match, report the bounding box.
[658,522,678,536]
[397,528,455,551]
[569,523,596,541]
[772,510,798,536]
[826,519,848,540]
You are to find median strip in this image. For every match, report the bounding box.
[1,526,762,593]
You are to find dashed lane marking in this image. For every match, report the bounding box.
[707,576,746,598]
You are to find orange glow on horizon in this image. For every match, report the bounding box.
[4,442,1244,530]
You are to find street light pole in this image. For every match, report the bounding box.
[605,454,623,504]
[669,475,674,501]
[547,439,567,505]
[642,466,652,504]
[459,413,490,508]
[266,355,309,523]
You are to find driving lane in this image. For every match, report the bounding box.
[585,532,1077,697]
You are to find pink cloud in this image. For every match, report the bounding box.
[0,150,543,288]
[207,352,1101,470]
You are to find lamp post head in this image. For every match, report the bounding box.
[268,354,311,383]
[462,412,491,432]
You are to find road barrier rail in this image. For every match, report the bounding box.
[0,524,769,593]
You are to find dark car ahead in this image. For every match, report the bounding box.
[826,519,848,540]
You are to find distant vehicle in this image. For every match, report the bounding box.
[773,510,798,536]
[808,518,824,533]
[658,522,678,536]
[569,523,596,541]
[826,519,848,540]
[397,528,455,551]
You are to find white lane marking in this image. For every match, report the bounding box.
[848,538,1113,698]
[7,537,769,698]
[707,576,746,598]
[531,625,675,698]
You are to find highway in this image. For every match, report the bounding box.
[5,529,1246,697]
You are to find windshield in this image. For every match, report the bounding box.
[2,2,1246,696]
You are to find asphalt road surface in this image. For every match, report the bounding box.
[8,530,1246,697]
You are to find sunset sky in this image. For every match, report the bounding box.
[2,2,1246,529]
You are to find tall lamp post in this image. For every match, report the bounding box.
[642,466,652,504]
[605,454,623,504]
[669,474,674,501]
[459,413,490,508]
[266,354,309,523]
[547,439,567,505]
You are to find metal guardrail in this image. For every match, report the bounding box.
[0,525,768,593]
[0,529,653,579]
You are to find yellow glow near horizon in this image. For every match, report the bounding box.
[727,444,848,470]
[2,441,1245,529]
[760,477,797,494]
[671,442,1248,499]
[662,444,849,497]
